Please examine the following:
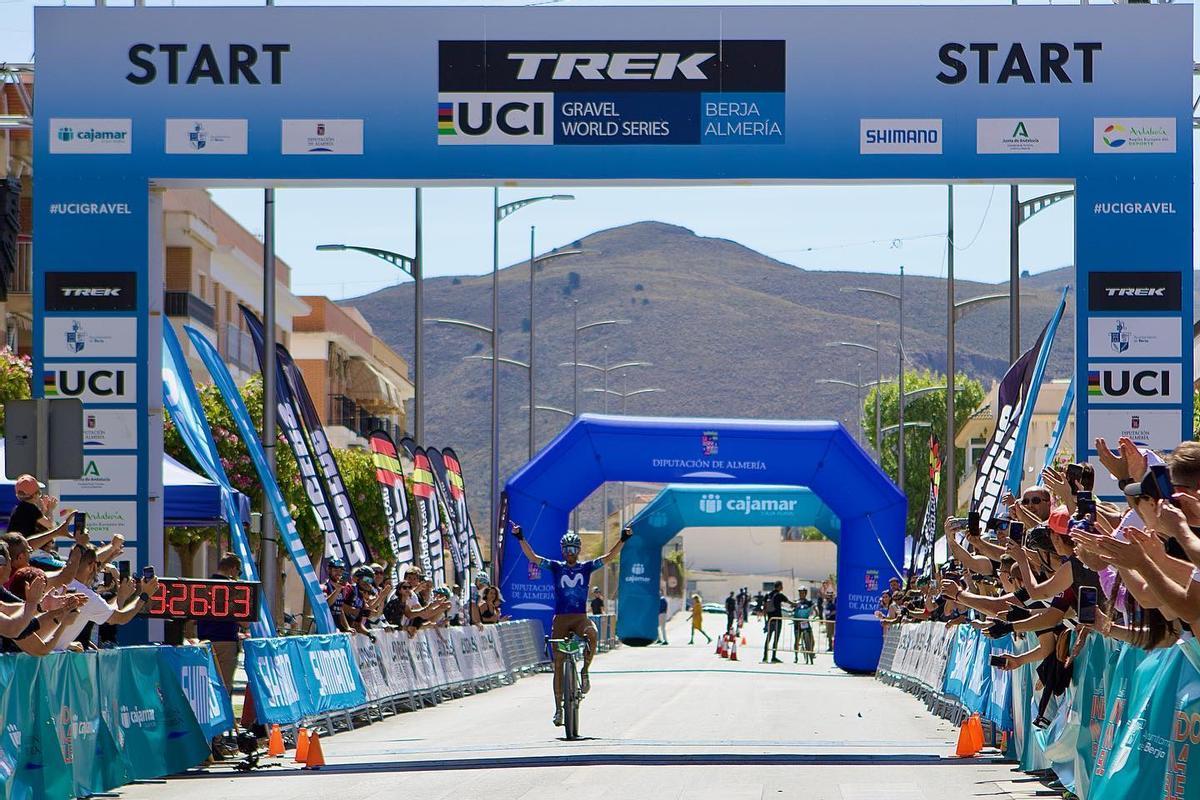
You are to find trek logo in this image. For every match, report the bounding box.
[1088,272,1181,312]
[439,40,786,93]
[1086,364,1181,404]
[43,364,136,404]
[437,93,552,145]
[508,51,714,82]
[45,272,137,312]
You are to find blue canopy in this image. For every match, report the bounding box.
[0,439,250,527]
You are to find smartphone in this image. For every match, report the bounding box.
[71,511,86,536]
[1151,464,1175,505]
[1009,521,1025,545]
[947,517,970,530]
[118,560,130,582]
[989,654,1008,668]
[1076,491,1097,519]
[968,511,981,535]
[1078,585,1098,625]
[140,564,155,581]
[1066,463,1084,488]
[1006,606,1032,622]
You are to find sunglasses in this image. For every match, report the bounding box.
[563,546,581,554]
[1021,497,1050,505]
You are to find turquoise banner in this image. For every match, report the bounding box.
[937,623,1200,800]
[156,645,235,742]
[0,647,210,800]
[242,634,367,725]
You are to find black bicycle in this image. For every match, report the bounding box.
[547,634,589,740]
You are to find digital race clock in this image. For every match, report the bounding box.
[141,577,259,623]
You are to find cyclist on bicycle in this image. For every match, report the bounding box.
[511,521,632,727]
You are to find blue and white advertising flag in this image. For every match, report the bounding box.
[161,322,275,638]
[1041,376,1075,474]
[186,326,336,635]
[1006,288,1069,497]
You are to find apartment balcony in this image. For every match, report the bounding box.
[328,393,403,444]
[219,322,258,375]
[164,291,216,330]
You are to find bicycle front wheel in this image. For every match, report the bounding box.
[562,658,579,740]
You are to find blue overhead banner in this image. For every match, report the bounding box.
[31,4,1192,549]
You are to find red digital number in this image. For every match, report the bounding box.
[149,582,168,616]
[233,585,252,620]
[168,581,188,617]
[189,584,209,618]
[210,583,230,617]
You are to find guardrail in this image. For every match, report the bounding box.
[876,622,1200,800]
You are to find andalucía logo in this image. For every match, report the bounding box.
[1102,123,1127,148]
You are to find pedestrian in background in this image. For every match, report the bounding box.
[689,593,712,645]
[724,591,736,632]
[656,591,669,645]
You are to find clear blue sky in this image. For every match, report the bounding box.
[4,1,1194,301]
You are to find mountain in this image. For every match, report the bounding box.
[341,221,1089,539]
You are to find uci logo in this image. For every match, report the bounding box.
[1087,367,1174,400]
[437,93,553,145]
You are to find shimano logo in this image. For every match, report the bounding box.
[1107,287,1165,297]
[61,287,121,297]
[508,52,715,81]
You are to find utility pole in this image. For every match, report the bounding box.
[946,185,956,517]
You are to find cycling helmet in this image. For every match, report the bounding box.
[474,571,490,585]
[560,532,582,551]
[352,566,374,580]
[327,558,346,570]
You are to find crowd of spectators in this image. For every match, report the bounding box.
[0,475,158,655]
[321,559,512,641]
[877,436,1200,728]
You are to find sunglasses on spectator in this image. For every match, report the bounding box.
[1021,497,1050,505]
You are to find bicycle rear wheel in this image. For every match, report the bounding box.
[562,658,579,740]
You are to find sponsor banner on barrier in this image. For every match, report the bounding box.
[159,644,235,742]
[243,634,367,725]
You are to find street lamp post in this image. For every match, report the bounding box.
[315,239,419,441]
[844,269,905,487]
[826,323,886,460]
[492,191,574,560]
[585,375,662,600]
[526,239,583,460]
[1009,188,1074,362]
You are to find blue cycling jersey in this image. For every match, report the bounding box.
[540,557,603,615]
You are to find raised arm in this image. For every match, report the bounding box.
[511,523,545,565]
[601,527,633,563]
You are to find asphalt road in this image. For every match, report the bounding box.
[121,614,1038,800]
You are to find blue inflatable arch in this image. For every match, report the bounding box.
[500,415,905,672]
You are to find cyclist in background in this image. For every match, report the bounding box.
[511,522,632,727]
[792,587,816,665]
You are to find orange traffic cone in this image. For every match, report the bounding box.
[267,723,285,757]
[729,635,738,661]
[969,714,985,752]
[302,730,325,770]
[715,636,723,655]
[721,635,730,658]
[294,728,310,763]
[954,717,980,758]
[741,633,746,645]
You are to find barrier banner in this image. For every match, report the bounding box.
[243,634,367,725]
[162,322,274,638]
[241,306,346,573]
[349,633,390,703]
[409,631,439,691]
[158,645,235,742]
[188,326,336,634]
[367,430,417,579]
